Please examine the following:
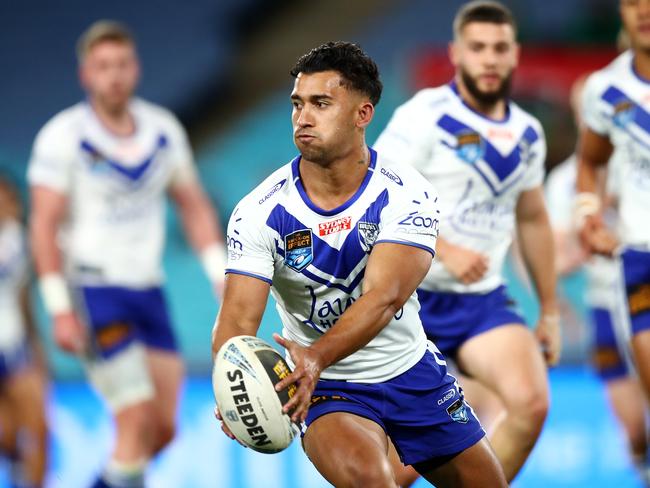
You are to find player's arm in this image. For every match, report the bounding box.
[435,236,489,284]
[515,186,561,365]
[575,127,617,255]
[275,242,432,422]
[19,280,47,373]
[29,186,85,354]
[169,180,227,296]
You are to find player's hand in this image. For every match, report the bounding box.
[578,214,618,257]
[53,312,86,354]
[439,242,489,284]
[214,406,248,448]
[534,312,561,366]
[273,333,323,423]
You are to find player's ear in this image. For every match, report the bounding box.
[448,41,460,68]
[356,101,375,129]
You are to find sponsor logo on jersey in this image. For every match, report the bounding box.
[437,388,457,406]
[456,131,484,164]
[380,167,403,186]
[318,216,352,236]
[259,179,287,205]
[284,229,313,272]
[446,398,469,424]
[613,99,636,128]
[487,128,514,140]
[358,221,379,253]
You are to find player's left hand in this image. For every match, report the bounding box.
[273,333,324,423]
[534,313,561,366]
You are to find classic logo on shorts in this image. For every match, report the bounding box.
[456,131,484,165]
[284,229,313,272]
[358,221,379,253]
[613,99,636,128]
[446,399,469,424]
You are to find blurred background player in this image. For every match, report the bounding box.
[0,178,48,488]
[213,41,507,488]
[577,0,650,418]
[27,21,226,488]
[549,73,649,483]
[374,1,559,483]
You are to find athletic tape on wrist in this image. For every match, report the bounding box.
[200,243,227,283]
[39,273,73,316]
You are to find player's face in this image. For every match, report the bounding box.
[80,40,139,111]
[291,70,370,165]
[620,0,650,51]
[451,22,519,106]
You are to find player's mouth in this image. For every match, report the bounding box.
[296,133,316,142]
[479,73,501,84]
[638,23,650,34]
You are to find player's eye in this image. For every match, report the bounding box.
[292,101,302,109]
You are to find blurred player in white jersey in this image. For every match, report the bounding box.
[212,41,507,487]
[550,75,648,482]
[374,1,559,483]
[0,179,48,488]
[28,21,226,488]
[577,0,650,414]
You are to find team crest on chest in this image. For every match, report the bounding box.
[284,229,313,272]
[613,99,636,128]
[358,222,379,253]
[456,131,484,164]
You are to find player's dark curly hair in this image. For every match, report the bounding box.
[290,41,382,106]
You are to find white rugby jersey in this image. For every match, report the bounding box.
[28,99,196,287]
[374,83,546,293]
[0,220,29,349]
[225,148,439,383]
[545,155,621,307]
[582,50,650,246]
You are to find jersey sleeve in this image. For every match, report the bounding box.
[224,202,276,285]
[373,91,434,172]
[375,183,440,257]
[164,113,198,187]
[544,165,573,230]
[520,122,547,191]
[27,119,75,194]
[581,73,611,136]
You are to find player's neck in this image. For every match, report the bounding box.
[90,99,136,137]
[633,48,650,81]
[299,145,370,212]
[455,78,507,121]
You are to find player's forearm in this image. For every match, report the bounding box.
[576,157,600,194]
[517,216,558,313]
[29,212,64,275]
[308,288,403,369]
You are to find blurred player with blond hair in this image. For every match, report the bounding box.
[28,20,226,488]
[0,178,48,488]
[375,1,559,483]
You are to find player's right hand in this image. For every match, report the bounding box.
[440,243,489,284]
[53,312,86,354]
[578,214,618,257]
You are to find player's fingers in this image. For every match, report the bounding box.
[273,332,288,349]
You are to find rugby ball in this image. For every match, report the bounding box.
[212,335,298,453]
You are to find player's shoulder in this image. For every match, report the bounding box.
[400,85,455,113]
[231,161,294,221]
[585,50,633,93]
[132,98,184,131]
[546,155,576,190]
[508,101,544,135]
[375,151,439,200]
[34,102,87,145]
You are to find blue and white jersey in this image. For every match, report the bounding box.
[0,220,29,350]
[27,99,196,287]
[225,148,439,383]
[582,50,650,247]
[374,83,546,293]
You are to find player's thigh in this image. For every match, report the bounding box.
[631,329,650,399]
[454,372,503,431]
[146,348,184,421]
[457,324,548,408]
[418,437,507,488]
[303,412,395,488]
[5,366,47,421]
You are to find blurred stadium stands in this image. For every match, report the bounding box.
[0,0,642,486]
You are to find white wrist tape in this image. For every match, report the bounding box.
[200,243,227,283]
[573,192,601,229]
[39,273,73,316]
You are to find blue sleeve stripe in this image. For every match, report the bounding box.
[225,269,272,285]
[374,240,436,257]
